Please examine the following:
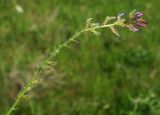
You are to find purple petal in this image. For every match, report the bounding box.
[135,22,147,27]
[137,19,148,24]
[126,25,139,32]
[134,12,144,20]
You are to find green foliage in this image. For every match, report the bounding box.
[0,0,160,115]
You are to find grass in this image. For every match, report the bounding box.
[0,0,160,115]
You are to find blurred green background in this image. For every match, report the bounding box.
[0,0,160,115]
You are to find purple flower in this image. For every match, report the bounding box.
[126,25,139,32]
[135,19,148,27]
[133,12,144,20]
[125,10,148,32]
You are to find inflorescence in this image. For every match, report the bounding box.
[6,9,147,115]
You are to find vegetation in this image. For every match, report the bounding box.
[0,0,160,115]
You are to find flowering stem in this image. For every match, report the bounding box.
[6,9,148,115]
[6,22,116,115]
[6,68,40,115]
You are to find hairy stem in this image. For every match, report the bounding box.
[6,23,115,115]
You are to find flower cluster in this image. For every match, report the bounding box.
[124,10,148,32]
[100,10,148,37]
